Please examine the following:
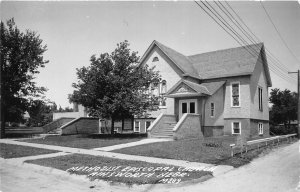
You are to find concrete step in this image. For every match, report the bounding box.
[151,133,173,136]
[151,135,173,138]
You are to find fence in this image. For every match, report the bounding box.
[230,133,297,157]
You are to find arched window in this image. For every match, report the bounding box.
[161,80,167,94]
[152,56,159,62]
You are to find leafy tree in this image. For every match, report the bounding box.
[69,40,160,134]
[269,88,297,134]
[0,18,48,138]
[27,99,52,127]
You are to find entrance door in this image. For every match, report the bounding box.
[179,99,197,119]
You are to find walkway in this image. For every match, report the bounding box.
[0,139,233,176]
[1,140,298,192]
[92,138,171,151]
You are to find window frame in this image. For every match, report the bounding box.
[258,123,263,135]
[134,121,140,133]
[161,80,167,95]
[230,81,241,107]
[210,102,215,117]
[258,86,263,111]
[231,121,241,135]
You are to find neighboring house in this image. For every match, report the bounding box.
[140,40,272,139]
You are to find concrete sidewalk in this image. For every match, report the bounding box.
[0,139,233,176]
[92,138,171,151]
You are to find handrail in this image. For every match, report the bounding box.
[173,113,188,132]
[173,113,200,132]
[147,113,164,132]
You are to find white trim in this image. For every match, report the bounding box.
[145,120,152,130]
[230,81,241,107]
[258,122,263,135]
[134,120,140,133]
[231,121,241,135]
[179,99,198,119]
[210,102,215,118]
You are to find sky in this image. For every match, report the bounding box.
[1,1,300,108]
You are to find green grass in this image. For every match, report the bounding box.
[21,135,142,149]
[0,143,59,159]
[26,154,212,185]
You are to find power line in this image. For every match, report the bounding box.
[260,1,300,65]
[223,1,294,73]
[218,1,296,82]
[193,1,297,85]
[205,1,295,83]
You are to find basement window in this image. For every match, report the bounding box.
[232,122,241,134]
[258,123,263,135]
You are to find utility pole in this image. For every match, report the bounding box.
[288,70,300,139]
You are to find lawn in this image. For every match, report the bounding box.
[114,136,235,164]
[113,136,296,167]
[26,154,212,185]
[0,143,59,159]
[21,135,143,149]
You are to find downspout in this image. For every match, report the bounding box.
[201,98,207,134]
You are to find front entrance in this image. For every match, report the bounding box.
[179,99,197,119]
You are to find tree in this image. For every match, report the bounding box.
[0,18,48,138]
[269,88,297,134]
[27,99,52,127]
[69,40,160,134]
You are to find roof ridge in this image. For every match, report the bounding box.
[153,40,198,76]
[188,42,263,58]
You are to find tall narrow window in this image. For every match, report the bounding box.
[159,80,167,107]
[161,80,167,94]
[210,102,215,117]
[232,122,241,134]
[258,123,263,135]
[231,83,240,107]
[258,87,263,111]
[151,82,160,96]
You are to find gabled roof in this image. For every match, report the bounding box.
[139,40,199,77]
[188,43,262,78]
[165,79,225,98]
[140,40,272,86]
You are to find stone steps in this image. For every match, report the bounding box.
[151,121,177,138]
